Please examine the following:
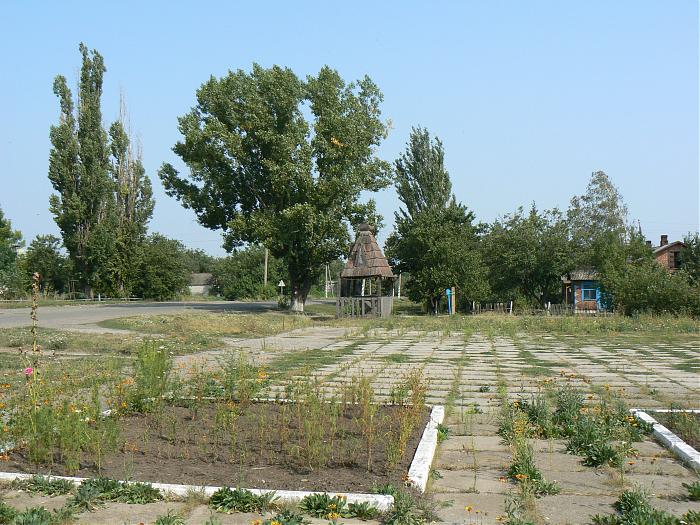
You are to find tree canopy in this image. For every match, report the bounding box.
[159,64,391,310]
[482,205,570,307]
[386,128,487,311]
[48,44,154,297]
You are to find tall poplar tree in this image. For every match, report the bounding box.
[108,99,154,295]
[386,128,488,312]
[49,43,113,296]
[49,44,153,297]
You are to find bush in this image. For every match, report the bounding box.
[134,234,190,300]
[603,260,700,316]
[211,246,285,300]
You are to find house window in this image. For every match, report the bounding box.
[672,251,681,269]
[582,288,597,301]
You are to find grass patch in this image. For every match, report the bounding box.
[649,410,700,450]
[267,341,361,377]
[383,353,410,364]
[0,326,216,356]
[99,311,313,339]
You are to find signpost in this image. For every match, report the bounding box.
[278,280,285,295]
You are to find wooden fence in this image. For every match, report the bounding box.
[336,296,393,318]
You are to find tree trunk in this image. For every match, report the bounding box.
[289,272,311,313]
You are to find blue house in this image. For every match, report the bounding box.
[561,269,603,313]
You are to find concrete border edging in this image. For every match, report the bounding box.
[631,408,700,472]
[407,405,445,492]
[0,472,394,511]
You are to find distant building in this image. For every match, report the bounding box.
[561,268,603,313]
[650,234,685,272]
[188,273,213,295]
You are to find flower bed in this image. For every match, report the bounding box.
[3,400,428,492]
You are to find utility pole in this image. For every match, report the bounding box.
[264,248,269,286]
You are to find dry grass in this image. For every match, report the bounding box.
[99,311,313,339]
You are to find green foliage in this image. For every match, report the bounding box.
[436,423,450,443]
[159,64,391,311]
[602,258,700,316]
[66,478,162,511]
[48,44,153,298]
[591,487,699,525]
[387,204,488,312]
[683,481,700,502]
[134,234,190,300]
[482,205,571,307]
[12,476,74,496]
[567,170,629,270]
[183,248,217,273]
[129,341,173,412]
[299,493,349,519]
[24,236,70,295]
[7,506,53,525]
[0,206,24,299]
[386,128,488,312]
[507,439,560,496]
[383,491,423,525]
[0,501,17,524]
[394,126,453,221]
[154,510,186,525]
[209,488,278,514]
[680,232,700,285]
[347,501,380,521]
[211,245,284,300]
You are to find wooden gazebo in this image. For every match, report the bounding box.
[336,223,395,318]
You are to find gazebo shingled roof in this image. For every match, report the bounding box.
[341,224,395,279]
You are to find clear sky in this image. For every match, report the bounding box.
[1,0,698,255]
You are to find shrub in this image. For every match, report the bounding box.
[209,488,277,514]
[129,341,173,412]
[299,493,348,520]
[12,475,74,496]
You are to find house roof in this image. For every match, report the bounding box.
[341,224,395,279]
[189,273,213,286]
[561,268,599,282]
[653,240,685,254]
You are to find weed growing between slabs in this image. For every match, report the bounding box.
[591,487,700,525]
[1,339,429,492]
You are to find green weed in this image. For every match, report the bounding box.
[209,488,278,514]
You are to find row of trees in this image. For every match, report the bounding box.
[385,128,700,316]
[0,216,194,301]
[2,47,697,314]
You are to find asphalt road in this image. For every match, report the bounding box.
[0,301,278,329]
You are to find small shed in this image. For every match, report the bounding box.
[561,268,603,313]
[336,224,395,318]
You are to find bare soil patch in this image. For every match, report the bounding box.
[5,402,428,493]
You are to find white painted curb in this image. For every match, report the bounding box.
[407,405,445,492]
[0,472,394,512]
[630,409,700,472]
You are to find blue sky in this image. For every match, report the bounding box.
[1,0,697,255]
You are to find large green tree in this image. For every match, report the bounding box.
[567,170,629,269]
[0,207,24,298]
[24,235,70,295]
[49,45,154,298]
[107,101,155,295]
[482,205,571,307]
[159,64,391,311]
[49,43,114,296]
[394,126,453,220]
[134,234,189,300]
[385,128,487,312]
